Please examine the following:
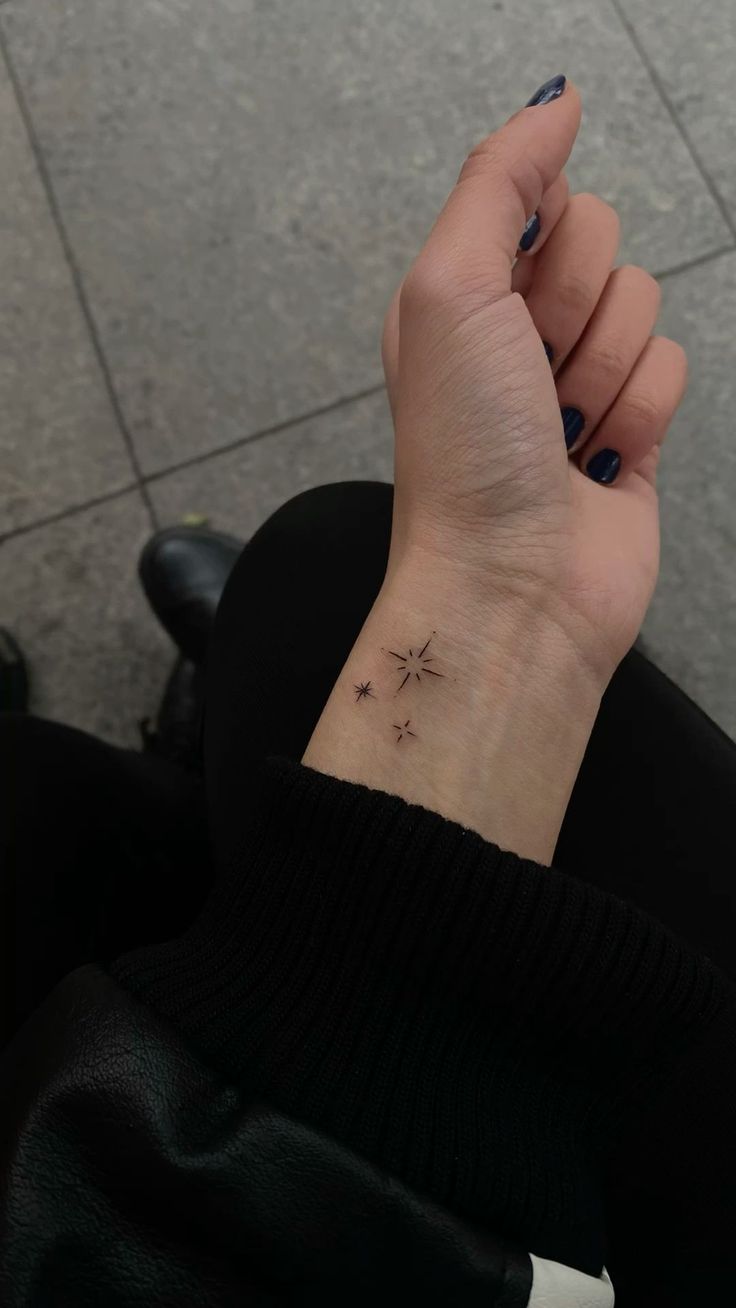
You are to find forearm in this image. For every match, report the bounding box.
[303,550,604,865]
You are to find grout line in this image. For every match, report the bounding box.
[0,383,387,544]
[142,381,388,484]
[652,243,736,282]
[0,483,141,546]
[609,0,736,243]
[0,26,158,532]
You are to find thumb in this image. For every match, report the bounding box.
[409,77,581,309]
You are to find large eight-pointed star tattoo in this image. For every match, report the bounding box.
[387,633,444,694]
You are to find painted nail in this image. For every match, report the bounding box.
[561,406,585,450]
[543,341,554,364]
[519,213,540,252]
[586,448,621,484]
[526,75,566,108]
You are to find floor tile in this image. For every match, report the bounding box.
[641,251,736,739]
[615,0,736,218]
[0,491,171,745]
[2,0,729,476]
[0,58,134,534]
[147,389,393,539]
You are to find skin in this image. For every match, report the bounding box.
[304,80,688,864]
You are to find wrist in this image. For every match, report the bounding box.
[303,554,604,864]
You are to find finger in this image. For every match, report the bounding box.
[405,78,581,311]
[578,336,688,486]
[516,172,570,257]
[524,193,621,370]
[555,265,661,453]
[382,283,401,418]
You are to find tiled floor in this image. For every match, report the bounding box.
[1,0,734,745]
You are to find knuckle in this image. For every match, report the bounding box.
[614,263,661,309]
[400,257,448,315]
[401,253,498,325]
[586,337,632,386]
[458,139,502,187]
[465,130,507,169]
[555,270,596,322]
[662,336,688,376]
[460,135,542,222]
[571,192,620,233]
[622,389,662,432]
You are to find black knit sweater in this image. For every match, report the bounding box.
[108,757,736,1287]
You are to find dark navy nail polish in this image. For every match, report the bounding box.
[586,448,621,484]
[561,406,585,450]
[543,341,554,364]
[526,75,566,108]
[519,212,540,252]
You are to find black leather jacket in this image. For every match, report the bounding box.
[0,967,617,1307]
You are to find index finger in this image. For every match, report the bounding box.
[418,77,582,304]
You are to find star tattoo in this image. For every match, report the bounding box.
[354,680,375,702]
[386,633,444,694]
[393,719,417,743]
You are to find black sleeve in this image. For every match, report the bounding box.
[1,757,735,1305]
[111,759,736,1281]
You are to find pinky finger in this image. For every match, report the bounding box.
[579,336,688,485]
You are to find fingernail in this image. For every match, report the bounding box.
[526,75,566,108]
[561,406,585,450]
[586,448,621,484]
[519,212,540,252]
[543,341,554,364]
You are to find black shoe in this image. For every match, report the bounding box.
[141,657,204,772]
[0,628,29,713]
[139,526,244,665]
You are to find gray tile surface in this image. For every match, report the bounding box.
[0,0,734,746]
[148,389,393,539]
[0,491,171,744]
[1,0,730,476]
[615,0,736,218]
[642,252,736,739]
[0,59,134,534]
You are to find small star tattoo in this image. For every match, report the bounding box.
[393,719,417,743]
[387,633,444,694]
[354,681,375,702]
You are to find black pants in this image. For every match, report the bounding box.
[3,482,736,1046]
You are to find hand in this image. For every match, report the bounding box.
[381,76,688,687]
[304,78,688,863]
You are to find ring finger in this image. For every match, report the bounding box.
[555,263,661,453]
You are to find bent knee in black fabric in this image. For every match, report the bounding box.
[203,481,393,835]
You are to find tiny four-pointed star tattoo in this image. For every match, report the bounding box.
[393,719,416,743]
[354,680,375,702]
[387,633,444,694]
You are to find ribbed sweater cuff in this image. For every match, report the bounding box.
[111,757,731,1252]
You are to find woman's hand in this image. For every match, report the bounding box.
[382,75,687,687]
[304,78,688,863]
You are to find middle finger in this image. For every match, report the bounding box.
[524,192,621,368]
